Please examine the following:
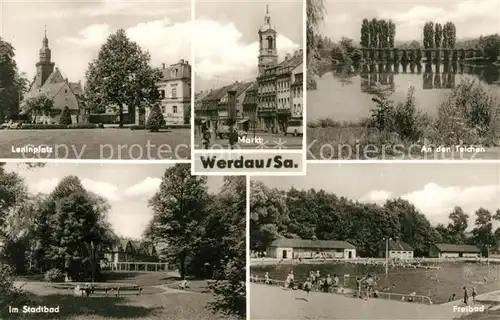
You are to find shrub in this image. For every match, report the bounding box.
[66,124,98,129]
[59,106,72,125]
[44,268,64,282]
[130,125,146,130]
[146,104,166,132]
[393,86,424,142]
[369,85,395,133]
[436,79,500,145]
[20,124,65,129]
[0,264,29,317]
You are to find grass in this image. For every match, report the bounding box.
[5,272,224,320]
[0,128,191,160]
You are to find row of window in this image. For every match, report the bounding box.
[160,106,178,114]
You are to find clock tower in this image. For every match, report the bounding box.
[257,5,278,76]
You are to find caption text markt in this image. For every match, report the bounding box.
[200,155,299,169]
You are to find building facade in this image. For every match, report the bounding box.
[104,239,159,268]
[255,6,303,132]
[145,60,191,125]
[378,240,414,260]
[20,30,81,123]
[266,238,356,260]
[217,81,253,130]
[429,244,481,258]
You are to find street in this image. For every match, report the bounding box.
[194,132,303,150]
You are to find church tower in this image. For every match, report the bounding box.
[35,26,55,88]
[258,5,278,76]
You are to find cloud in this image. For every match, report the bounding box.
[81,179,121,202]
[28,178,121,202]
[326,13,352,24]
[124,177,162,198]
[18,0,190,20]
[194,19,299,80]
[360,183,500,225]
[380,0,498,26]
[60,19,191,68]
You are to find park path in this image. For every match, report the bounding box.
[251,283,460,319]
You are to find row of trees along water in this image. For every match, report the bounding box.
[250,181,500,258]
[0,164,246,319]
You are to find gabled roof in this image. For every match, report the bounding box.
[379,240,414,252]
[69,82,83,96]
[435,244,481,253]
[270,238,356,250]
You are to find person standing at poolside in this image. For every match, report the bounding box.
[463,286,469,305]
[365,274,374,300]
[472,287,477,304]
[303,278,312,301]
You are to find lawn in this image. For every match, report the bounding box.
[251,262,500,304]
[307,126,500,160]
[0,128,191,160]
[6,272,224,320]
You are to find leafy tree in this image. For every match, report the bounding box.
[23,95,54,122]
[434,23,443,48]
[249,181,290,251]
[448,22,456,49]
[470,208,496,255]
[388,20,396,48]
[146,103,165,132]
[0,165,28,240]
[379,20,389,48]
[0,37,18,122]
[360,19,370,48]
[207,176,246,319]
[84,29,161,127]
[478,34,500,62]
[59,106,72,125]
[148,164,208,279]
[369,18,379,48]
[423,22,435,49]
[306,0,326,90]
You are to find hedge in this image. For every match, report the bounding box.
[18,124,101,130]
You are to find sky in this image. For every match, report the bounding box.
[1,0,191,84]
[4,163,224,240]
[322,0,500,42]
[194,0,303,91]
[254,163,500,228]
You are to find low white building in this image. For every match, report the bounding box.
[378,240,414,260]
[266,238,356,260]
[429,244,481,258]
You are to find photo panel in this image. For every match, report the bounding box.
[0,1,191,160]
[192,0,306,174]
[306,0,500,160]
[250,162,500,319]
[0,162,246,319]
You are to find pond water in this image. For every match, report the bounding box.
[308,63,500,123]
[251,262,500,304]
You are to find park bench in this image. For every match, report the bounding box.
[75,284,142,297]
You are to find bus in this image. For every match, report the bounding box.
[284,119,303,136]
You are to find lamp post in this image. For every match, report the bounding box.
[383,237,392,275]
[90,241,96,283]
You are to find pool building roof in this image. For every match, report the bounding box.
[269,238,356,250]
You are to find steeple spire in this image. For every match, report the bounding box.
[266,4,269,15]
[264,4,271,24]
[42,24,48,47]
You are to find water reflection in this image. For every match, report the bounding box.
[310,62,500,122]
[331,63,500,94]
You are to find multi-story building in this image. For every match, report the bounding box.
[145,60,191,125]
[217,81,253,130]
[255,6,303,132]
[242,83,258,132]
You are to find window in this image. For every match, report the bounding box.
[173,106,178,113]
[267,36,274,50]
[64,89,68,93]
[172,88,177,98]
[160,90,165,99]
[161,106,166,114]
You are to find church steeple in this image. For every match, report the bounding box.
[35,25,55,87]
[257,5,278,76]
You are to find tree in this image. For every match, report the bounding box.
[0,37,17,122]
[59,106,72,125]
[423,22,435,49]
[446,206,469,244]
[379,20,389,48]
[306,0,326,90]
[470,208,496,255]
[84,29,161,127]
[146,103,165,132]
[434,23,443,48]
[249,181,290,251]
[23,95,54,123]
[148,164,208,279]
[0,165,28,240]
[448,22,456,49]
[388,20,396,48]
[479,34,500,62]
[206,176,246,319]
[361,19,370,48]
[369,18,379,48]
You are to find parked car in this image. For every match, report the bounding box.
[284,119,303,136]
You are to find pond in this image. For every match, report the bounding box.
[308,63,500,123]
[251,261,500,304]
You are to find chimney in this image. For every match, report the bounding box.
[227,90,237,121]
[162,63,166,69]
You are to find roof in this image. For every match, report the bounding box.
[380,240,414,252]
[435,244,481,253]
[69,82,83,95]
[110,238,159,256]
[269,238,356,250]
